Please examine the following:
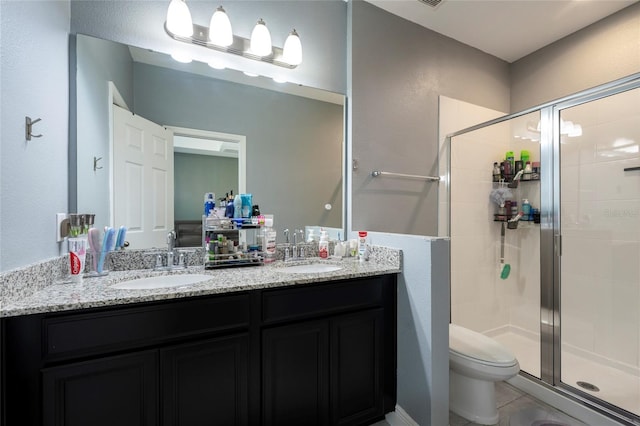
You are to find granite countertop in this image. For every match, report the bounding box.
[0,246,401,318]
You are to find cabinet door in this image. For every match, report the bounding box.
[331,309,384,426]
[161,334,249,426]
[42,350,157,426]
[262,320,330,426]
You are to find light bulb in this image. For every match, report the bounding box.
[166,0,193,37]
[283,29,302,65]
[250,19,272,57]
[209,6,233,47]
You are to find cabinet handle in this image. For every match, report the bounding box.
[624,167,640,172]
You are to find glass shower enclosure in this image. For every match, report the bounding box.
[448,73,640,424]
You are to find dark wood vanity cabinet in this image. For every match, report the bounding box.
[1,274,396,426]
[41,350,159,426]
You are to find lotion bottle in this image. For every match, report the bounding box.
[318,230,329,259]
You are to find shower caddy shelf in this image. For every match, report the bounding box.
[492,177,540,228]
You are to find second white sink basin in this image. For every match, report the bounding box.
[110,274,211,290]
[279,263,342,274]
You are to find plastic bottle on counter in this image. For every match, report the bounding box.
[358,231,368,262]
[204,193,215,216]
[318,230,329,259]
[233,194,242,219]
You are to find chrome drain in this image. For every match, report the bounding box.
[576,381,600,392]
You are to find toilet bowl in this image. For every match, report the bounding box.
[449,324,520,425]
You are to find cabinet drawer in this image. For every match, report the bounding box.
[262,277,385,324]
[43,294,249,361]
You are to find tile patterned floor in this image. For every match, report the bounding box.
[370,381,585,426]
[450,382,585,426]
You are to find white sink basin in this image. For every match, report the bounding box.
[279,263,342,274]
[110,274,211,290]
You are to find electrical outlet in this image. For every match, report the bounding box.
[56,213,68,242]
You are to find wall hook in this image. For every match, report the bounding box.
[25,116,42,141]
[93,156,103,171]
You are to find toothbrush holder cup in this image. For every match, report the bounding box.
[86,248,111,277]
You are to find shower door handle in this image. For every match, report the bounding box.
[624,166,640,172]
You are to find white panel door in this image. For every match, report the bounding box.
[113,105,174,249]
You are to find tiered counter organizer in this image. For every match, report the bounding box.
[202,215,264,269]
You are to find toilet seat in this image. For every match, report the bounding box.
[449,324,518,368]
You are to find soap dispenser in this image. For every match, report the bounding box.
[318,229,329,259]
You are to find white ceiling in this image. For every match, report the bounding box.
[365,0,637,63]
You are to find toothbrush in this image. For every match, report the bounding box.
[98,227,115,273]
[115,226,127,249]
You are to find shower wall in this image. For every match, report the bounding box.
[560,88,640,372]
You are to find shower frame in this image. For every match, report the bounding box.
[445,71,640,425]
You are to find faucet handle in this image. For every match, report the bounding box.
[155,253,164,270]
[167,229,176,244]
[283,229,290,244]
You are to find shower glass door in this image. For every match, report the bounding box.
[448,110,542,379]
[558,85,640,417]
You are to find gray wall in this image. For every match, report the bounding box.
[0,1,70,271]
[174,153,238,221]
[133,63,343,237]
[349,0,510,236]
[75,35,134,229]
[511,2,640,111]
[70,0,347,94]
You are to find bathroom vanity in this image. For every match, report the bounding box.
[0,253,399,426]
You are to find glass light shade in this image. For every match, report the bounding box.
[166,0,193,37]
[208,6,233,47]
[283,29,302,65]
[250,19,272,57]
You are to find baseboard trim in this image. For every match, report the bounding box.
[387,405,419,426]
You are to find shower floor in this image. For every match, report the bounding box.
[493,330,640,417]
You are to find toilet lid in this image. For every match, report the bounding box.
[449,324,517,367]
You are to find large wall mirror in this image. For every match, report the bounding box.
[72,34,345,249]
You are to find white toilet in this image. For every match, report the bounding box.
[449,323,520,425]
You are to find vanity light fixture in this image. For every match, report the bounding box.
[164,1,302,69]
[166,0,193,37]
[208,6,233,47]
[250,19,272,57]
[283,29,302,66]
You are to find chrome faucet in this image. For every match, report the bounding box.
[292,229,305,259]
[167,230,177,267]
[283,229,291,261]
[153,230,186,271]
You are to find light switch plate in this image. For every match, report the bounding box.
[56,213,68,242]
